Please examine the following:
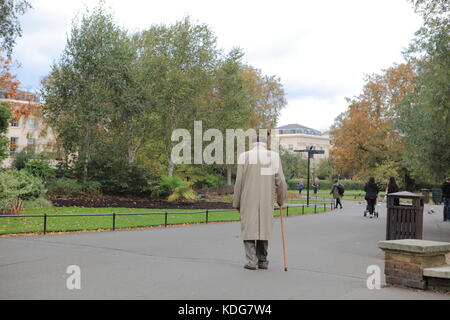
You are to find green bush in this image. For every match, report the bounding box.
[47,178,83,196]
[0,170,46,213]
[82,180,102,194]
[23,197,53,209]
[79,158,152,195]
[25,160,56,182]
[0,104,11,161]
[193,173,224,189]
[12,151,36,170]
[151,176,197,201]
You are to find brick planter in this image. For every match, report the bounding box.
[378,239,450,291]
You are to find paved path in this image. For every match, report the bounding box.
[1,201,449,299]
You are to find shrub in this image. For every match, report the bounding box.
[193,173,224,189]
[82,180,102,195]
[12,151,36,170]
[25,160,56,182]
[151,176,197,201]
[287,179,365,191]
[80,158,152,195]
[47,178,83,196]
[0,170,46,214]
[23,197,53,209]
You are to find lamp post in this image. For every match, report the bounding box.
[294,147,325,206]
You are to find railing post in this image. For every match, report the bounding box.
[206,210,209,224]
[43,214,47,234]
[324,203,326,212]
[165,212,168,227]
[302,205,305,215]
[112,213,116,231]
[314,204,317,213]
[286,206,289,217]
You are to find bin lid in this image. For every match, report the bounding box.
[387,191,424,199]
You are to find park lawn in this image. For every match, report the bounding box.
[0,204,330,235]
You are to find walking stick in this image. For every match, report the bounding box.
[279,207,288,271]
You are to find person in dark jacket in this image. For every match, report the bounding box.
[442,177,450,222]
[387,176,400,206]
[364,177,379,218]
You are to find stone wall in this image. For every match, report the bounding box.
[379,239,450,292]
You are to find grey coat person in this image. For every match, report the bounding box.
[232,142,287,240]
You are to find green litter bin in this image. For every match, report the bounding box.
[432,188,443,205]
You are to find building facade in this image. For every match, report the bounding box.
[1,97,57,168]
[274,123,331,159]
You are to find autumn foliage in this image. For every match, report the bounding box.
[0,54,40,120]
[330,64,416,180]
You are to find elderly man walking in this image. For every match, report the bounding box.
[232,135,287,270]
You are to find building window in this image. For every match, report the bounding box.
[27,138,36,146]
[11,119,19,128]
[288,144,294,151]
[28,118,35,130]
[10,137,19,155]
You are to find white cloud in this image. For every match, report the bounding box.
[12,0,423,129]
[279,95,347,131]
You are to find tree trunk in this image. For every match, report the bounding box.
[168,159,175,177]
[82,129,91,185]
[227,166,232,185]
[127,141,134,165]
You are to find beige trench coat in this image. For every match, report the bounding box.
[331,183,342,199]
[232,143,287,240]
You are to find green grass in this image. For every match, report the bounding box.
[0,203,331,235]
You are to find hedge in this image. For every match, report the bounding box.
[288,179,365,191]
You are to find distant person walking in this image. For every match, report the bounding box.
[330,179,344,209]
[441,177,450,222]
[386,176,400,206]
[364,177,379,218]
[298,181,304,196]
[312,181,319,196]
[232,135,287,270]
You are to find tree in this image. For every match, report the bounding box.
[314,158,333,180]
[0,102,12,161]
[242,66,287,129]
[395,0,450,181]
[138,17,222,176]
[41,5,139,183]
[0,0,32,56]
[0,54,19,98]
[279,149,308,181]
[330,64,416,180]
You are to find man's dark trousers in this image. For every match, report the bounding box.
[244,240,268,268]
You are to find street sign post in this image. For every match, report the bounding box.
[294,147,325,206]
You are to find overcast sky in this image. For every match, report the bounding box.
[12,0,423,131]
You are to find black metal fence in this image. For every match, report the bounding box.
[0,202,335,235]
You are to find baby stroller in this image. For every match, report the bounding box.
[364,198,378,218]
